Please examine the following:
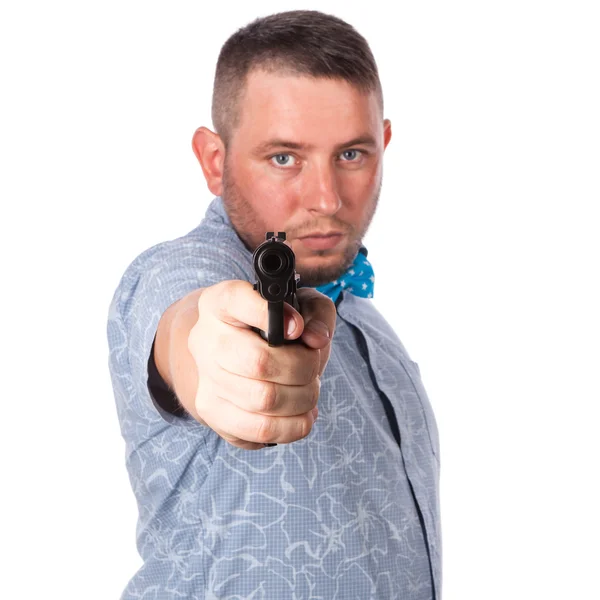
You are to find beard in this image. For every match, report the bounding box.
[221,160,382,288]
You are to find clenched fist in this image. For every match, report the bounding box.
[187,280,336,450]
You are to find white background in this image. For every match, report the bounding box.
[1,1,598,598]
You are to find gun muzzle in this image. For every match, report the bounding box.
[252,232,301,347]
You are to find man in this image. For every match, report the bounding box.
[107,9,442,599]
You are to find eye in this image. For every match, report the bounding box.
[270,154,297,167]
[340,149,362,161]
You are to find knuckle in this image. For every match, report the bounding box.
[320,296,335,314]
[309,352,321,383]
[312,378,321,405]
[255,381,278,413]
[251,346,272,379]
[255,416,276,444]
[299,414,313,440]
[215,333,232,370]
[216,280,236,317]
[198,377,219,411]
[205,278,223,301]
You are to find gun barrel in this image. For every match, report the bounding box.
[252,232,301,346]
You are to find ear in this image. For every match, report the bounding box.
[383,119,392,150]
[191,127,226,196]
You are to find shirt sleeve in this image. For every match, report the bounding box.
[147,334,186,418]
[107,233,251,435]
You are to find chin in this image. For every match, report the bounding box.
[295,247,358,288]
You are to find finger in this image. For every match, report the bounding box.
[282,301,304,340]
[198,386,316,445]
[193,376,265,450]
[211,363,321,416]
[215,324,320,385]
[295,287,337,347]
[204,279,301,340]
[293,288,336,376]
[214,433,265,451]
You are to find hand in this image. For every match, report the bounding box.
[188,280,336,450]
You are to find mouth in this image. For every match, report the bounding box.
[298,234,344,250]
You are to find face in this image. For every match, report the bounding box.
[214,69,390,287]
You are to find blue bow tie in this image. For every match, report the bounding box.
[314,247,374,303]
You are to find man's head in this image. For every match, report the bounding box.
[193,10,392,287]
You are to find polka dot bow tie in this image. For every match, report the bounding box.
[315,246,374,303]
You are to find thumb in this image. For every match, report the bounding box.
[294,287,336,349]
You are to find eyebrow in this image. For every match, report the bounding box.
[252,135,378,155]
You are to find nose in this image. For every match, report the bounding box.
[302,161,342,216]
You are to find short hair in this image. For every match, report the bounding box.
[211,10,384,148]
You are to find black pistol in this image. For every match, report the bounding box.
[252,232,301,347]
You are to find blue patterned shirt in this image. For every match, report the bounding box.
[107,196,442,599]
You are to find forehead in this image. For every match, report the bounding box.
[233,69,381,147]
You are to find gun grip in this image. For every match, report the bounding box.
[267,301,284,346]
[252,287,301,348]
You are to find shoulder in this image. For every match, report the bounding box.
[111,205,253,318]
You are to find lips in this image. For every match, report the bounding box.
[299,234,344,250]
[299,231,343,238]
